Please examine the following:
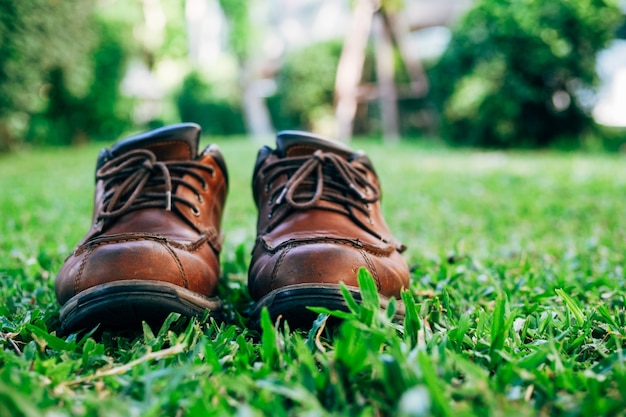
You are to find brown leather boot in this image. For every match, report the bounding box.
[248,131,410,326]
[55,123,228,333]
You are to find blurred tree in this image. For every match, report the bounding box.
[27,15,133,145]
[0,0,96,150]
[218,0,250,61]
[268,41,344,133]
[176,71,246,136]
[137,0,186,66]
[218,0,273,137]
[430,0,623,148]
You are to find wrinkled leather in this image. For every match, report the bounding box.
[248,131,410,300]
[55,124,227,306]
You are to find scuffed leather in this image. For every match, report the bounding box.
[248,131,410,300]
[55,124,227,306]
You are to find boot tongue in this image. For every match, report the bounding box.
[109,123,200,162]
[276,130,354,158]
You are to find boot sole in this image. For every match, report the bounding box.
[248,283,405,329]
[59,280,223,334]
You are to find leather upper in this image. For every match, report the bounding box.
[55,124,228,305]
[248,131,410,300]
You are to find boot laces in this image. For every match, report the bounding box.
[94,149,214,230]
[263,149,380,226]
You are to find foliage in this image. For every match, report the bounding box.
[151,1,188,62]
[596,125,626,152]
[268,41,344,131]
[430,0,624,148]
[218,0,252,61]
[268,38,429,136]
[26,16,133,146]
[2,139,626,414]
[0,0,96,150]
[175,71,246,136]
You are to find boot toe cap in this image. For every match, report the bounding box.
[248,241,409,300]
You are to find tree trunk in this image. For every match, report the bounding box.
[385,11,429,98]
[241,63,274,139]
[334,0,375,142]
[374,12,399,143]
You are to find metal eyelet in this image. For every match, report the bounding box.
[191,207,201,216]
[93,219,104,232]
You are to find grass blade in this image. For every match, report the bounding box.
[556,288,586,328]
[489,293,507,367]
[402,290,420,348]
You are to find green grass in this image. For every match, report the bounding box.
[1,138,626,416]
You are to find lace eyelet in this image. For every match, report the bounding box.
[93,219,104,232]
[191,207,201,217]
[197,194,204,204]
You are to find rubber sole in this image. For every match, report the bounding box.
[248,283,405,329]
[59,280,223,334]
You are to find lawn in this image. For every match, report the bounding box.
[1,137,626,416]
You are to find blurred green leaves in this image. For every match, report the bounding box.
[0,0,134,149]
[176,71,246,136]
[431,0,624,148]
[268,40,344,132]
[0,0,96,149]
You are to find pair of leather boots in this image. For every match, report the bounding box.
[55,123,410,332]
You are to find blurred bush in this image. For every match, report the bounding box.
[176,71,246,136]
[0,0,134,150]
[267,41,344,132]
[0,0,95,150]
[27,17,133,146]
[430,0,623,148]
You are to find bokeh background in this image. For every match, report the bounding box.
[1,0,625,151]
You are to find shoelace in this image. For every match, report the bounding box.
[262,149,380,228]
[94,149,214,230]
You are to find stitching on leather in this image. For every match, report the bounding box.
[162,242,189,289]
[269,244,291,291]
[74,246,94,295]
[201,228,223,253]
[260,236,395,257]
[359,248,381,291]
[75,232,219,255]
